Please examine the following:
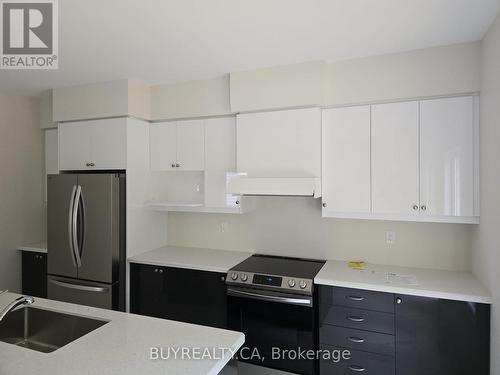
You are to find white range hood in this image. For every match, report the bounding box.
[232,107,322,198]
[228,177,321,198]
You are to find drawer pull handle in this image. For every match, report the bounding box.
[347,336,365,343]
[347,316,365,322]
[348,365,366,372]
[347,295,364,301]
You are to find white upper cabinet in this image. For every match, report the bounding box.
[59,118,127,170]
[420,96,476,218]
[236,108,321,177]
[371,101,420,215]
[322,106,371,215]
[321,95,479,223]
[150,119,205,171]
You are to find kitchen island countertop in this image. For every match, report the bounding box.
[0,292,244,375]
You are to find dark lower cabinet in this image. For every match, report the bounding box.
[130,263,227,329]
[22,251,47,298]
[395,294,490,375]
[319,286,490,375]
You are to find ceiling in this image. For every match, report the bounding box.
[1,0,499,96]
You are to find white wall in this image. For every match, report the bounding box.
[326,42,481,106]
[473,13,500,375]
[168,197,473,271]
[227,42,481,112]
[230,61,326,112]
[151,76,231,120]
[0,94,43,292]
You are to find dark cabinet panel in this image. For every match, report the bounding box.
[130,263,164,318]
[321,305,395,334]
[322,286,394,313]
[22,251,47,298]
[130,263,227,329]
[395,294,490,375]
[321,325,395,356]
[320,344,395,375]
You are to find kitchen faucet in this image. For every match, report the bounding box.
[0,296,34,322]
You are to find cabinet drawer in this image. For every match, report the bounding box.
[320,344,395,375]
[321,325,395,356]
[322,306,394,334]
[326,286,394,313]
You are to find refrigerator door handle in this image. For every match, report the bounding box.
[48,278,109,293]
[67,185,78,268]
[79,188,86,263]
[72,185,82,268]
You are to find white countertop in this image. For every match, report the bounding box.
[17,241,47,253]
[0,292,244,375]
[315,260,491,304]
[128,246,253,273]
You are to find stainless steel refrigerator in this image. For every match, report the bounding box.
[47,173,125,311]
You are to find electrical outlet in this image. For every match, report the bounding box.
[385,231,396,245]
[219,222,229,233]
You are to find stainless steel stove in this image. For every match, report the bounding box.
[226,254,326,375]
[226,254,325,295]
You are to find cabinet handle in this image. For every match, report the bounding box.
[347,336,365,343]
[348,365,366,372]
[171,164,176,168]
[322,203,327,208]
[347,316,365,322]
[86,162,95,167]
[396,297,402,304]
[175,163,180,168]
[420,205,427,211]
[235,200,240,205]
[346,295,364,302]
[412,204,419,211]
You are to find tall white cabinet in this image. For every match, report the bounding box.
[371,101,420,216]
[321,106,370,216]
[322,95,479,223]
[420,96,476,218]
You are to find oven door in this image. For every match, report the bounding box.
[227,286,317,375]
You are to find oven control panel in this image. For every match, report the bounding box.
[226,271,313,294]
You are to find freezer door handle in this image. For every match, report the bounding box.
[67,185,78,268]
[48,278,109,293]
[72,185,82,268]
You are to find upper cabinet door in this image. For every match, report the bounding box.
[204,117,237,208]
[59,122,92,170]
[89,118,127,169]
[420,96,475,218]
[150,122,177,171]
[176,119,205,171]
[372,101,419,215]
[59,119,127,170]
[322,106,371,215]
[236,108,321,177]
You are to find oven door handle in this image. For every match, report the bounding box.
[227,287,312,307]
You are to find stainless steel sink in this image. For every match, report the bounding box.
[0,306,109,353]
